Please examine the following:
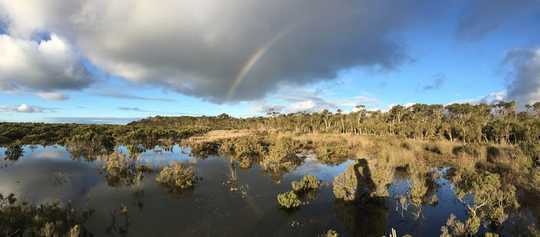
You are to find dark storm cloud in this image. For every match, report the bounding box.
[0,0,439,102]
[96,91,175,102]
[503,48,540,106]
[456,0,540,40]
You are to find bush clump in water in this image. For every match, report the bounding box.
[99,152,145,186]
[440,214,481,237]
[314,140,352,164]
[325,229,339,237]
[0,193,92,236]
[261,137,301,175]
[451,170,519,232]
[291,175,320,193]
[4,142,23,160]
[156,162,196,191]
[277,191,301,209]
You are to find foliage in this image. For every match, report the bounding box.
[453,171,520,226]
[314,139,353,164]
[4,142,23,160]
[291,175,320,193]
[155,162,196,191]
[452,145,480,158]
[66,127,115,159]
[260,137,301,175]
[440,214,481,237]
[276,191,301,209]
[325,229,339,237]
[0,193,92,236]
[2,101,540,150]
[100,152,145,186]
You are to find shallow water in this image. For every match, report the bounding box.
[0,145,530,236]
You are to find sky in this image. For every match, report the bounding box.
[0,0,539,124]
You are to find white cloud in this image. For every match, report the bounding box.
[0,104,53,113]
[252,87,380,115]
[37,92,68,101]
[0,34,93,93]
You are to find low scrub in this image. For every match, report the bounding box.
[100,152,144,186]
[452,145,480,158]
[276,191,301,209]
[423,144,442,155]
[4,142,23,161]
[291,175,320,193]
[0,193,92,236]
[156,162,197,191]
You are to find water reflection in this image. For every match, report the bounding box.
[1,144,531,236]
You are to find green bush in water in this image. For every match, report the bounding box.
[325,229,339,237]
[4,142,23,160]
[277,191,301,209]
[156,162,196,191]
[100,152,145,186]
[440,214,481,237]
[0,193,92,236]
[454,171,519,225]
[291,175,320,193]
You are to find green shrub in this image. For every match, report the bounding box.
[291,175,320,193]
[423,144,442,155]
[4,142,23,160]
[156,162,196,191]
[0,193,92,236]
[452,145,480,158]
[277,191,301,209]
[325,229,339,237]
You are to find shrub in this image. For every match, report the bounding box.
[400,142,412,150]
[4,142,23,160]
[65,128,115,159]
[452,145,480,158]
[325,229,339,237]
[189,141,220,158]
[291,175,320,193]
[454,171,519,226]
[277,191,301,209]
[156,162,196,191]
[232,136,266,159]
[423,144,442,155]
[0,193,92,236]
[100,152,143,186]
[314,140,352,164]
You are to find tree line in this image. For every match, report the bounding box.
[134,101,540,146]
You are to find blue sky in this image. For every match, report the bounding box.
[0,1,539,123]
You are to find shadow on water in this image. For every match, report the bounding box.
[0,145,535,236]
